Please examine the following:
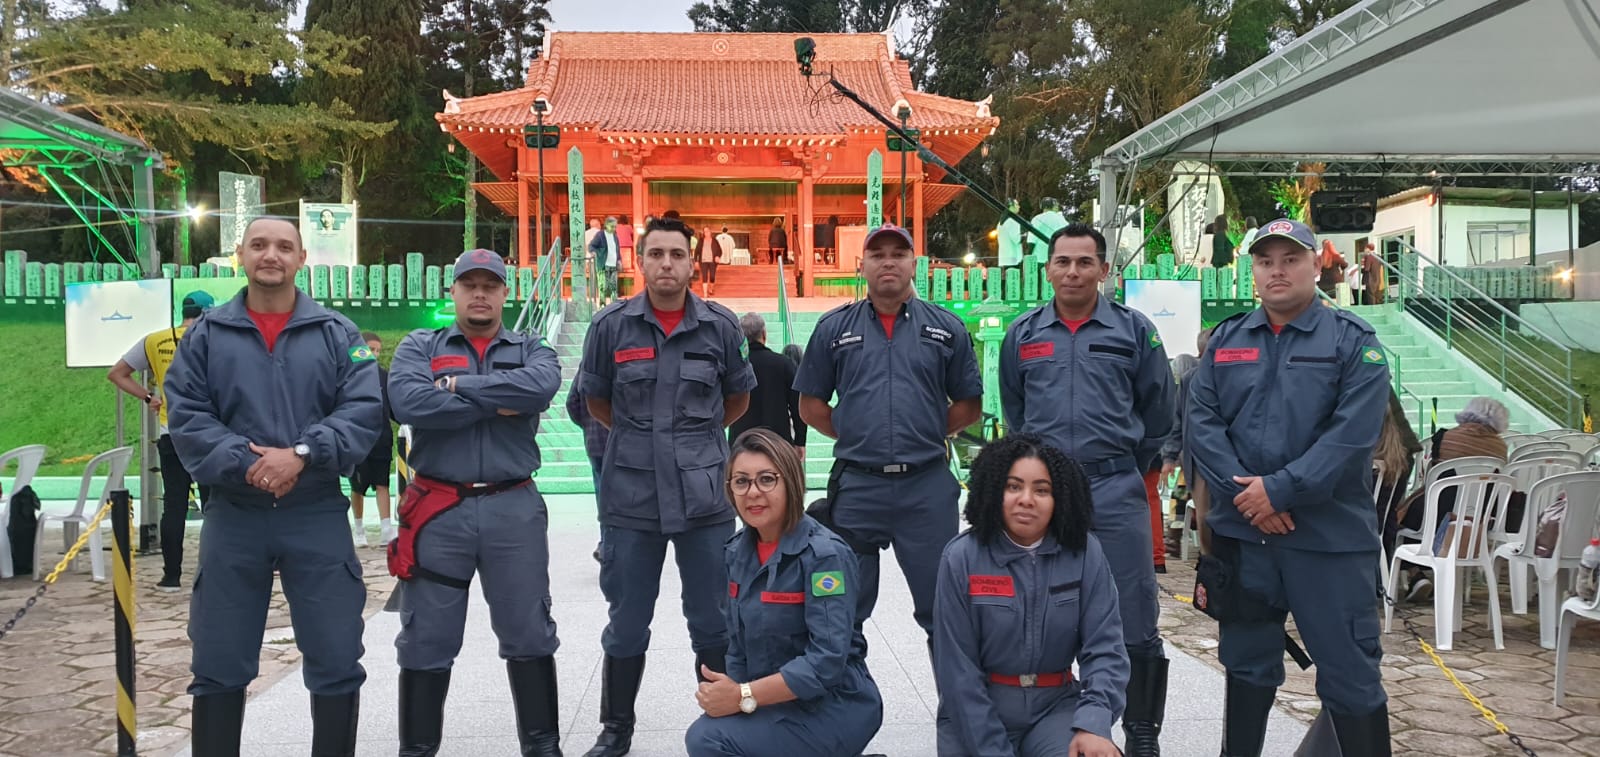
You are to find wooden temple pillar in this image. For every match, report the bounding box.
[913,175,926,255]
[516,144,532,267]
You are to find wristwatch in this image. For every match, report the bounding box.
[293,443,312,461]
[738,682,757,714]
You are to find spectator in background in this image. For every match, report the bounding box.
[729,313,806,457]
[585,218,602,252]
[616,215,635,271]
[1374,389,1423,562]
[1396,396,1510,600]
[1318,239,1348,303]
[1212,214,1235,269]
[106,290,216,592]
[715,227,736,268]
[349,331,396,547]
[1362,243,1386,305]
[1237,217,1259,260]
[818,214,840,265]
[768,216,788,265]
[589,216,622,306]
[699,226,720,298]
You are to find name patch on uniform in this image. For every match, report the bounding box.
[1215,348,1260,364]
[728,582,738,598]
[760,591,805,604]
[430,355,469,371]
[812,571,846,597]
[615,347,656,364]
[1020,342,1054,361]
[830,334,864,350]
[349,345,377,363]
[919,324,954,346]
[969,575,1015,597]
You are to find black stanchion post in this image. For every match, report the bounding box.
[111,489,137,756]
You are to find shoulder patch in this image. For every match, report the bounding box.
[811,571,846,597]
[1361,347,1386,366]
[1149,331,1163,349]
[349,345,377,363]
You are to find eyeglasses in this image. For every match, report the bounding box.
[728,472,782,495]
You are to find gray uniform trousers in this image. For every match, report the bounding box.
[395,485,559,669]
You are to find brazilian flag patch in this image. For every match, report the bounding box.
[1149,331,1163,349]
[739,338,750,361]
[349,345,377,363]
[812,571,846,597]
[1361,348,1386,366]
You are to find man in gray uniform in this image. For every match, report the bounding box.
[386,249,564,756]
[578,216,757,757]
[999,224,1175,756]
[1187,219,1392,756]
[794,224,983,651]
[165,217,381,756]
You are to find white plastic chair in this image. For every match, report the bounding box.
[1512,441,1570,461]
[1496,456,1583,555]
[1554,578,1600,706]
[1502,433,1545,451]
[1373,461,1397,594]
[1396,456,1504,545]
[1539,428,1583,439]
[1385,472,1515,651]
[0,445,48,580]
[1549,433,1597,454]
[1493,471,1600,648]
[34,447,132,582]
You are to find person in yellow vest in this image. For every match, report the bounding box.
[107,290,216,592]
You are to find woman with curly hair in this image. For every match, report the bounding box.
[685,429,883,756]
[933,434,1128,757]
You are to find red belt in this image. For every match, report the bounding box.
[988,672,1072,688]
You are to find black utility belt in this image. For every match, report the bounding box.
[1079,455,1138,477]
[835,458,943,477]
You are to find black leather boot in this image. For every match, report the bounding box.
[694,646,727,683]
[309,691,360,757]
[399,668,452,757]
[583,654,646,757]
[1331,704,1392,757]
[191,690,246,757]
[1123,654,1169,757]
[508,656,563,757]
[1220,675,1278,757]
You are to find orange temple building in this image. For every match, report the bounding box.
[436,31,998,297]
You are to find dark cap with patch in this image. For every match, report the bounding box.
[452,248,507,282]
[864,224,915,251]
[1249,218,1317,254]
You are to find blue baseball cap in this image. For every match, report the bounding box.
[864,224,915,251]
[181,290,215,318]
[452,248,508,282]
[1249,218,1317,255]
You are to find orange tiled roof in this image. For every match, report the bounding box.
[438,32,997,138]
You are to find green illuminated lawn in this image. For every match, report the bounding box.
[0,322,410,477]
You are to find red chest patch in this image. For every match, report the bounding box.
[760,591,804,604]
[728,582,738,598]
[1019,342,1055,361]
[430,355,469,372]
[615,347,656,364]
[1215,348,1261,364]
[969,575,1015,597]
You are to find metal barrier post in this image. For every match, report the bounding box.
[111,489,137,756]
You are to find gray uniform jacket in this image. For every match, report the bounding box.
[578,294,757,534]
[1186,303,1391,551]
[794,298,982,467]
[165,290,382,510]
[933,532,1129,751]
[1000,296,1175,470]
[388,324,562,483]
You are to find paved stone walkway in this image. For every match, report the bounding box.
[0,513,1596,756]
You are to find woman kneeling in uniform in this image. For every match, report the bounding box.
[685,428,883,756]
[934,433,1128,757]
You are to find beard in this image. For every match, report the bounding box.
[466,314,496,328]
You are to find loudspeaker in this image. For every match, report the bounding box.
[1310,191,1378,233]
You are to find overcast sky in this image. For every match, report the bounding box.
[546,0,697,32]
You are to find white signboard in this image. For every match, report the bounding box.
[301,201,359,268]
[64,279,174,368]
[1168,161,1224,268]
[1124,279,1203,358]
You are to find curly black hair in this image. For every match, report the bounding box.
[963,433,1095,551]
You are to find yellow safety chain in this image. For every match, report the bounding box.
[0,499,115,641]
[1161,581,1538,756]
